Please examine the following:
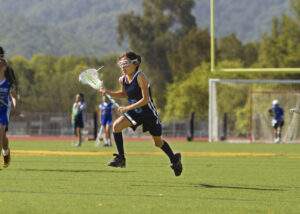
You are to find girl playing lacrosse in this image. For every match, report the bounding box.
[71,93,86,147]
[100,51,182,176]
[0,51,17,168]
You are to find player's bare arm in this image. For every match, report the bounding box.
[10,89,17,109]
[99,77,127,98]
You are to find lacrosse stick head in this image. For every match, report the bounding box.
[79,67,104,90]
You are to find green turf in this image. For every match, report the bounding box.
[1,140,300,213]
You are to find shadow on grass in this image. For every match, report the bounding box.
[198,183,285,191]
[15,168,136,173]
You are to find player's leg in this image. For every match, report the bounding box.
[106,118,113,146]
[273,124,281,143]
[104,124,110,146]
[277,127,281,143]
[99,116,107,146]
[107,124,112,146]
[2,132,10,167]
[103,124,111,147]
[0,125,7,167]
[152,135,183,176]
[78,127,83,146]
[95,125,104,146]
[108,116,131,167]
[75,127,82,147]
[277,121,284,143]
[273,126,277,143]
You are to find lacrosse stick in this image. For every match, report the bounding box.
[79,66,137,125]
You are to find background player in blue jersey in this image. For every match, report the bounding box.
[71,93,86,147]
[96,96,115,147]
[268,99,284,143]
[0,47,17,168]
[100,51,182,176]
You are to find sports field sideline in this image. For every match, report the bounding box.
[1,138,300,214]
[11,149,297,158]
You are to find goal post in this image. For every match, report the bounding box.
[209,79,300,143]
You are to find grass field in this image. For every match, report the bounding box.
[0,139,300,214]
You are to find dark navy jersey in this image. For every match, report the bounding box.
[72,101,86,122]
[121,71,159,119]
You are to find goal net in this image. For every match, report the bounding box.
[209,79,300,143]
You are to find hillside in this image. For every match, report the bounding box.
[194,0,290,42]
[0,0,290,57]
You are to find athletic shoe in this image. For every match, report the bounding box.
[171,153,182,176]
[3,149,10,168]
[274,138,280,144]
[108,154,126,168]
[75,143,81,147]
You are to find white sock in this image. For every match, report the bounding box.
[2,148,9,156]
[107,139,111,146]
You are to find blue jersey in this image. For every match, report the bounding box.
[0,78,11,126]
[121,70,159,119]
[271,105,284,122]
[99,102,113,118]
[99,102,114,125]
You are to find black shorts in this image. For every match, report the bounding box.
[126,110,162,136]
[273,121,284,129]
[74,118,84,129]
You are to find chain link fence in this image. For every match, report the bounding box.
[9,112,208,139]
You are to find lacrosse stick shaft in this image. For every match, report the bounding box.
[96,66,104,72]
[105,94,137,125]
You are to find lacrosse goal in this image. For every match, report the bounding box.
[209,79,300,143]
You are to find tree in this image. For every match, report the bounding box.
[117,0,197,108]
[218,34,243,62]
[163,63,210,121]
[258,0,300,68]
[168,28,210,81]
[291,0,300,19]
[241,42,259,67]
[9,54,120,113]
